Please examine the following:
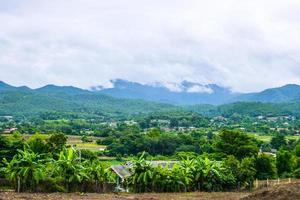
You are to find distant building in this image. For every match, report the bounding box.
[0,116,13,120]
[3,127,17,134]
[124,120,138,126]
[212,116,227,122]
[257,115,264,120]
[110,160,179,191]
[109,122,117,128]
[266,117,279,122]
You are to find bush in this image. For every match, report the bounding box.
[293,168,300,178]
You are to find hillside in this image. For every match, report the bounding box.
[0,82,181,120]
[187,101,300,117]
[2,81,300,120]
[233,84,300,103]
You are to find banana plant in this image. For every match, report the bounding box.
[84,160,115,191]
[2,149,48,192]
[53,147,88,192]
[127,152,154,192]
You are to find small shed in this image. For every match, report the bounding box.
[110,165,132,191]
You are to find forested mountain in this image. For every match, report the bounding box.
[0,82,181,120]
[36,84,90,95]
[0,81,30,92]
[187,101,300,117]
[2,81,300,120]
[233,84,300,103]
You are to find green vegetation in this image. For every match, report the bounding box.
[1,86,300,193]
[0,129,300,193]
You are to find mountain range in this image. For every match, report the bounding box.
[94,79,300,105]
[1,80,300,119]
[0,81,180,120]
[2,80,300,105]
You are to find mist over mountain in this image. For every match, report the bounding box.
[2,80,300,106]
[94,79,238,105]
[93,79,300,105]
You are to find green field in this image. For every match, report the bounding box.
[254,134,300,142]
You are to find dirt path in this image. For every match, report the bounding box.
[0,192,249,200]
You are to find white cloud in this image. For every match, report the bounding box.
[162,82,184,93]
[186,85,213,94]
[0,0,300,92]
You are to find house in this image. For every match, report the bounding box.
[0,116,13,120]
[3,127,17,134]
[110,160,179,191]
[124,120,138,126]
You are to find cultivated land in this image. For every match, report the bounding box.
[254,134,300,142]
[2,134,106,151]
[1,182,300,200]
[0,192,249,200]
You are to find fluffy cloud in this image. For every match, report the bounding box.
[0,0,300,92]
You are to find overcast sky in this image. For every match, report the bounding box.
[0,0,300,92]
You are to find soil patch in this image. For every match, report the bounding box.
[241,182,300,200]
[0,192,249,200]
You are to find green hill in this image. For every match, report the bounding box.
[0,84,180,120]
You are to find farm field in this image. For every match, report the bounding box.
[66,135,106,151]
[254,134,300,142]
[2,134,106,151]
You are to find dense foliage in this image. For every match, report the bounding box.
[0,129,299,193]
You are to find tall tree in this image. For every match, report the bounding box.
[270,134,287,150]
[214,130,259,159]
[276,149,294,177]
[255,153,277,179]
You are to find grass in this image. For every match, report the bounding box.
[72,142,106,151]
[254,134,300,142]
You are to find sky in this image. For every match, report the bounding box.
[0,0,300,92]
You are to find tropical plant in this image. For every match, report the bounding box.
[2,149,48,192]
[84,160,115,192]
[53,148,88,192]
[126,153,154,192]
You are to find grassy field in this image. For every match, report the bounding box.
[254,134,300,142]
[66,135,106,151]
